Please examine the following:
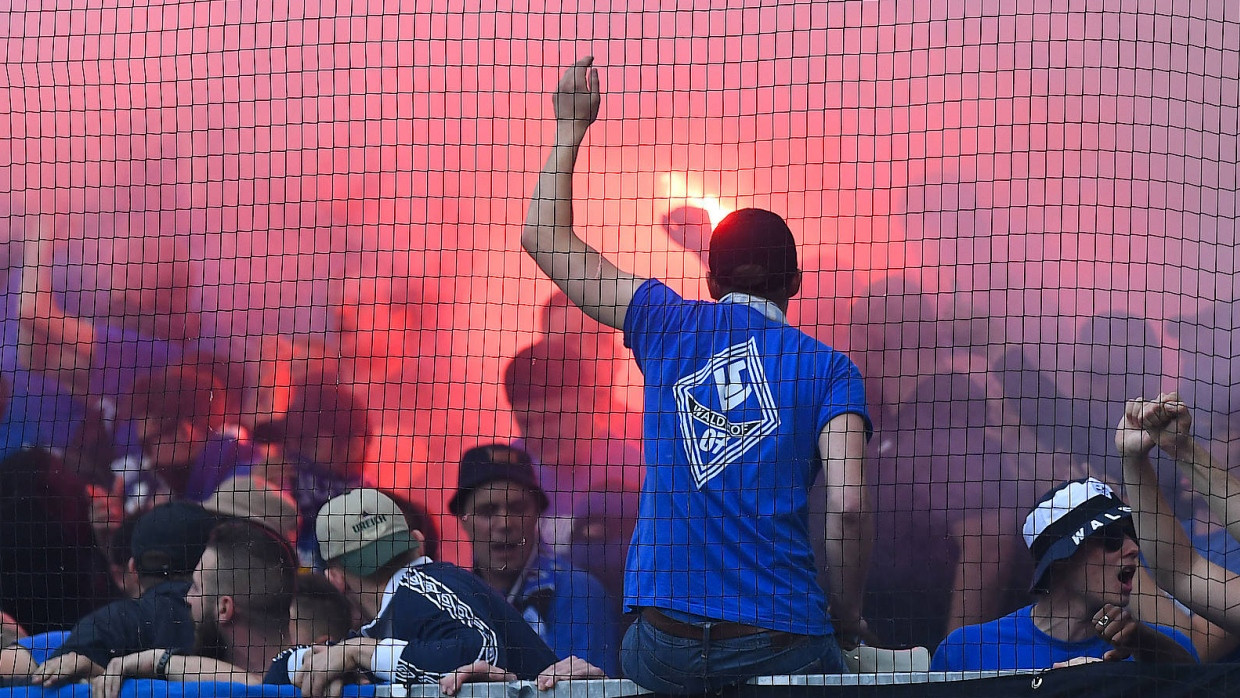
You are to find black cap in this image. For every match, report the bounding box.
[130,501,218,576]
[708,208,799,291]
[1023,478,1135,593]
[448,444,548,517]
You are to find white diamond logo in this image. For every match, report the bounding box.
[673,338,781,488]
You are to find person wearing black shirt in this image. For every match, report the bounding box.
[21,502,216,686]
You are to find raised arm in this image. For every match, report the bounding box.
[818,412,873,646]
[1116,396,1240,636]
[1149,402,1240,543]
[520,57,647,331]
[17,218,98,398]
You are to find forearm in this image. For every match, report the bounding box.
[521,130,591,276]
[42,651,104,683]
[1120,453,1202,599]
[523,124,584,241]
[1170,440,1240,540]
[0,647,36,682]
[823,506,872,625]
[521,127,634,330]
[167,655,263,684]
[1130,625,1198,664]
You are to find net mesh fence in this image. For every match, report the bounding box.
[0,0,1236,689]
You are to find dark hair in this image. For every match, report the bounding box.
[206,520,297,635]
[250,420,286,446]
[708,208,800,301]
[284,371,373,478]
[292,572,354,642]
[502,339,598,405]
[383,491,439,561]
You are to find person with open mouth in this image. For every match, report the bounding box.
[931,477,1199,671]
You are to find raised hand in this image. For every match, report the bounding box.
[1115,398,1158,460]
[1092,604,1138,661]
[553,57,601,141]
[1140,392,1193,456]
[1115,393,1192,460]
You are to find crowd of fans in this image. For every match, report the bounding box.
[1,60,1239,696]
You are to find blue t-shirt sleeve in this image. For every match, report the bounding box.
[621,279,681,365]
[817,353,873,439]
[15,631,71,665]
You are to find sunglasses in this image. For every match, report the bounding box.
[1090,522,1136,552]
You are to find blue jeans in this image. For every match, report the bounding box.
[621,613,850,694]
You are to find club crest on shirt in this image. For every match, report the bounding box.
[673,337,780,488]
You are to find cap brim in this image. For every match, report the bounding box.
[334,530,420,577]
[448,480,548,518]
[1029,534,1083,592]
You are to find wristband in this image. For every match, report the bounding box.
[155,649,175,680]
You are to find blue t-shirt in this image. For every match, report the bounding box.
[930,605,1199,671]
[13,630,71,664]
[509,546,620,678]
[621,280,871,635]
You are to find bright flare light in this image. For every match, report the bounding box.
[660,172,732,228]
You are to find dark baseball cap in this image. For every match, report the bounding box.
[448,444,548,517]
[708,208,799,290]
[130,501,219,576]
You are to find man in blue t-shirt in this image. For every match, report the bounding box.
[521,58,873,693]
[931,478,1199,672]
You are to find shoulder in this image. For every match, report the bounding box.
[630,278,678,306]
[940,613,1012,648]
[85,593,150,622]
[796,336,863,375]
[398,561,488,598]
[623,280,698,334]
[938,608,1030,651]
